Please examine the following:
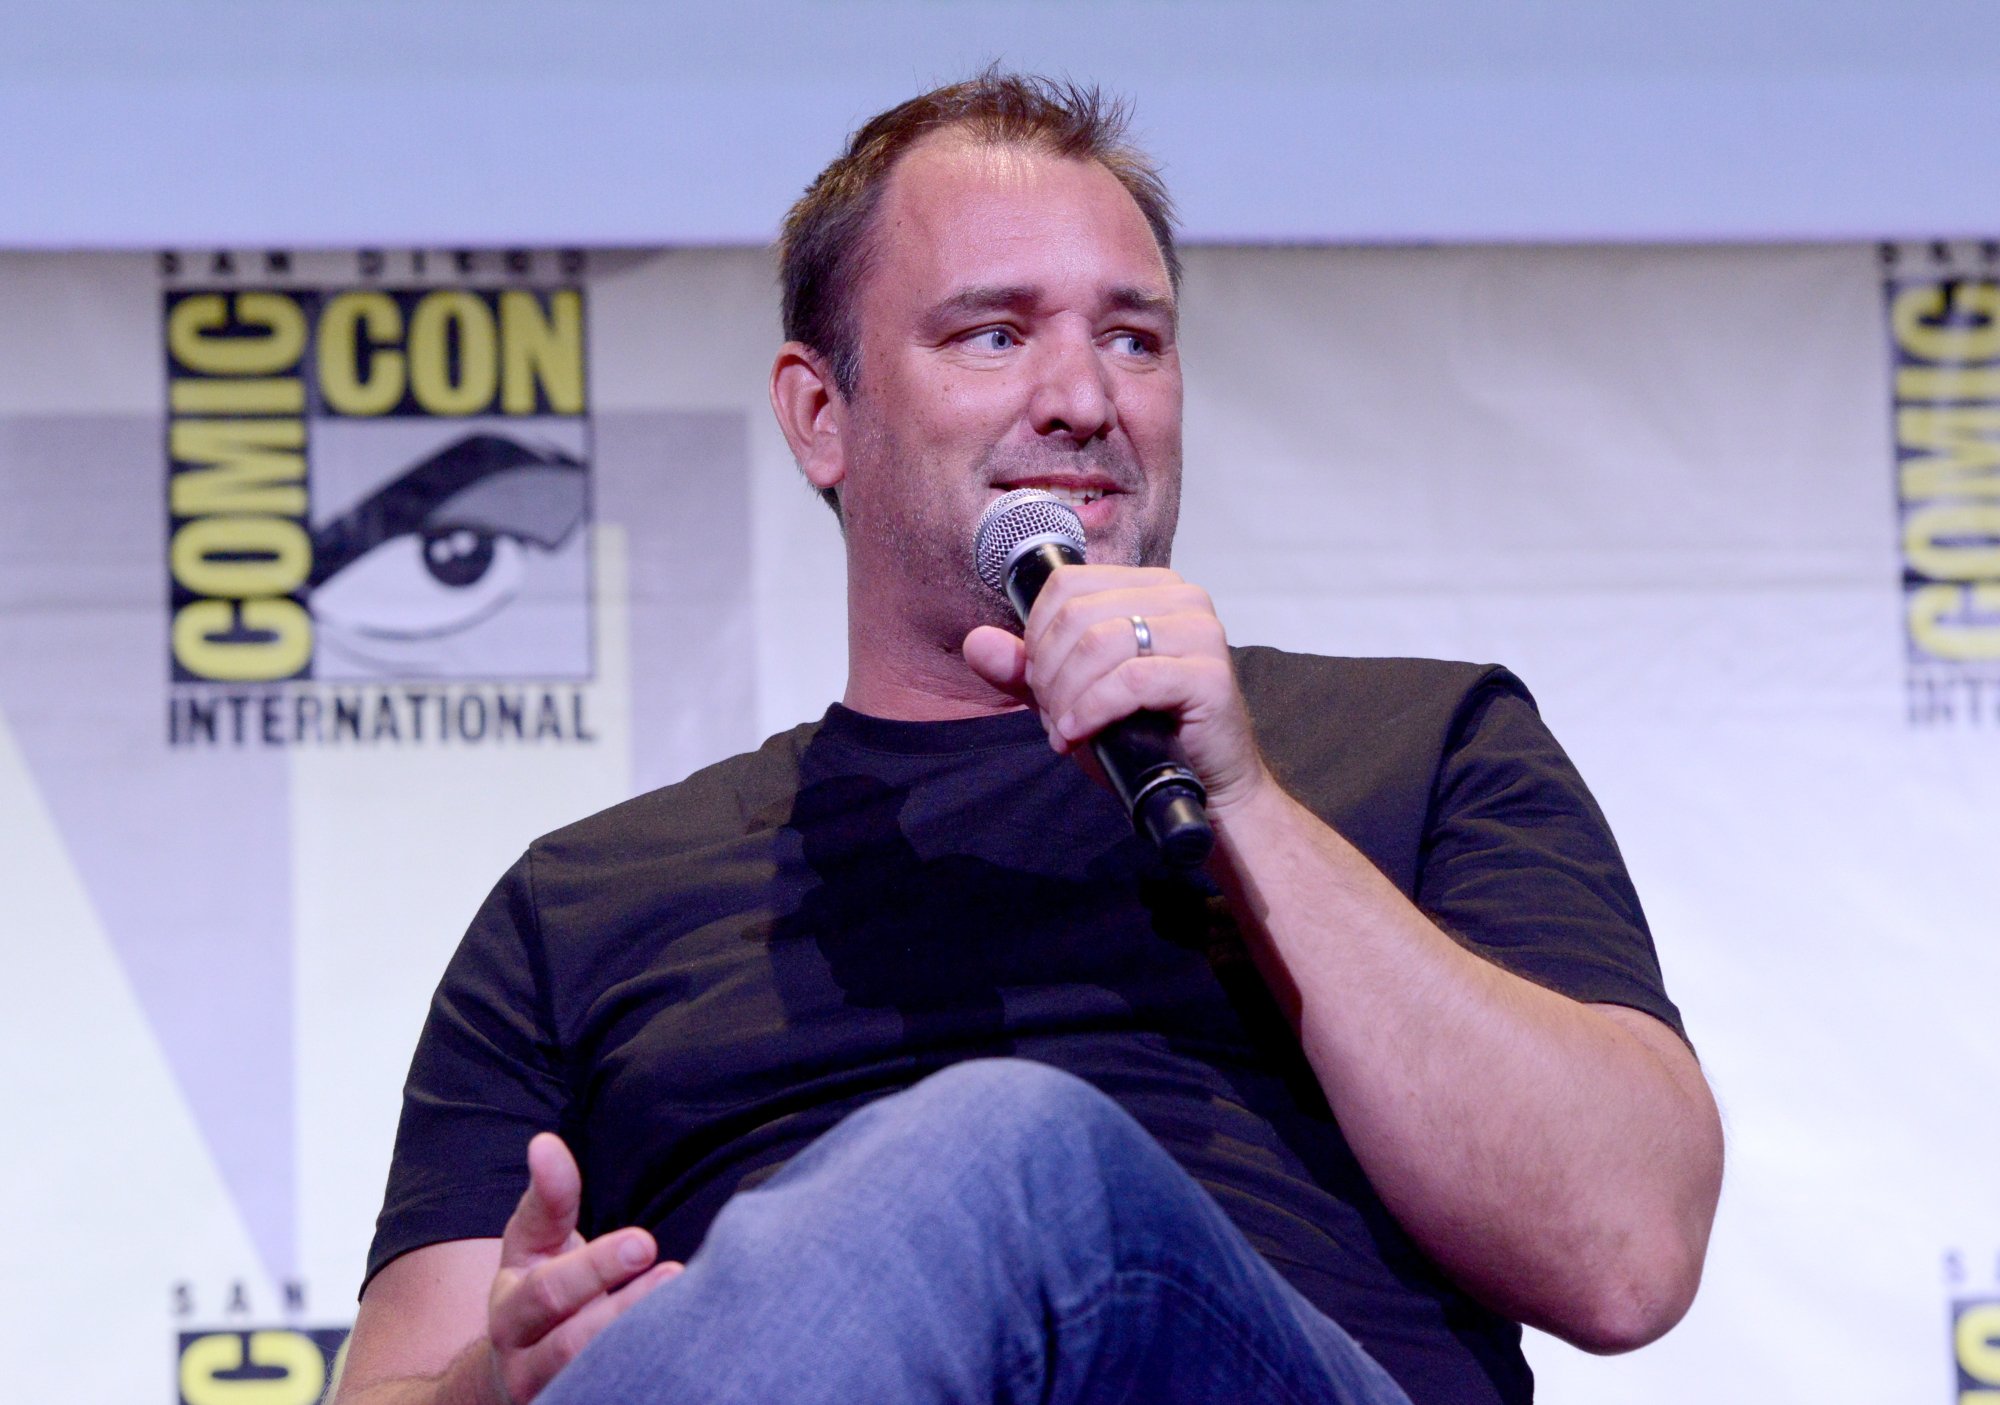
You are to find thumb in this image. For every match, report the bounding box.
[963,625,1030,701]
[503,1132,582,1264]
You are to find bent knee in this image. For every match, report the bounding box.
[905,1059,1135,1150]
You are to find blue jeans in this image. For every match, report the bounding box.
[542,1059,1413,1405]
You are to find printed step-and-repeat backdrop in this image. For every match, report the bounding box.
[0,242,1995,1403]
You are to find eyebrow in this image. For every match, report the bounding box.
[922,282,1178,335]
[309,433,585,585]
[1105,285,1179,324]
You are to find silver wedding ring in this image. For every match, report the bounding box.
[1129,615,1153,657]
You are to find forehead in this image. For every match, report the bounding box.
[862,135,1172,310]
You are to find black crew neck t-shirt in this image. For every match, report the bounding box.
[367,648,1682,1404]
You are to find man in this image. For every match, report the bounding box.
[337,74,1723,1405]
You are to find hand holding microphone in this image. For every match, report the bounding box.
[968,492,1264,868]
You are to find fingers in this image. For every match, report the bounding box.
[501,1133,584,1265]
[493,1259,683,1404]
[1020,566,1183,651]
[490,1226,660,1350]
[1053,654,1236,748]
[1015,565,1271,814]
[1025,573,1216,682]
[1023,583,1227,741]
[486,1133,687,1405]
[961,625,1030,700]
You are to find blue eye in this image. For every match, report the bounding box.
[971,327,1017,351]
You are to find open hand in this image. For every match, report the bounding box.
[485,1133,682,1403]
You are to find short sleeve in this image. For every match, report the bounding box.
[1416,671,1685,1040]
[363,852,572,1291]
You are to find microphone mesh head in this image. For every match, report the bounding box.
[974,489,1088,593]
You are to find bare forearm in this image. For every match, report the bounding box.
[1211,777,1723,1351]
[966,565,1721,1343]
[340,1339,508,1405]
[337,1340,502,1405]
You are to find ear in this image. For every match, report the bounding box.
[769,343,848,496]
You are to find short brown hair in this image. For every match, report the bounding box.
[779,71,1181,514]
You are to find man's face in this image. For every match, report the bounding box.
[832,134,1184,639]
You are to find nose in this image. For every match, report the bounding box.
[1027,325,1116,444]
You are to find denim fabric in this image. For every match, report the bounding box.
[540,1059,1413,1405]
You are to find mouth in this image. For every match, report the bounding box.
[990,479,1117,510]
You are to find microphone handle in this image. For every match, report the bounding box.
[1004,542,1215,868]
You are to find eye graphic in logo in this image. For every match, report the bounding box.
[309,432,590,679]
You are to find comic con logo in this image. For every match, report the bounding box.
[1884,242,2000,726]
[178,1329,348,1405]
[1955,1297,2000,1401]
[164,285,590,684]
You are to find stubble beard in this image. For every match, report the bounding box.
[841,418,1016,653]
[844,416,1182,656]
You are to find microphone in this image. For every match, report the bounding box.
[974,488,1215,868]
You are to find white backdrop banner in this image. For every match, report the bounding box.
[0,242,1994,1404]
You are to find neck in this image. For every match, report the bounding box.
[841,618,1024,722]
